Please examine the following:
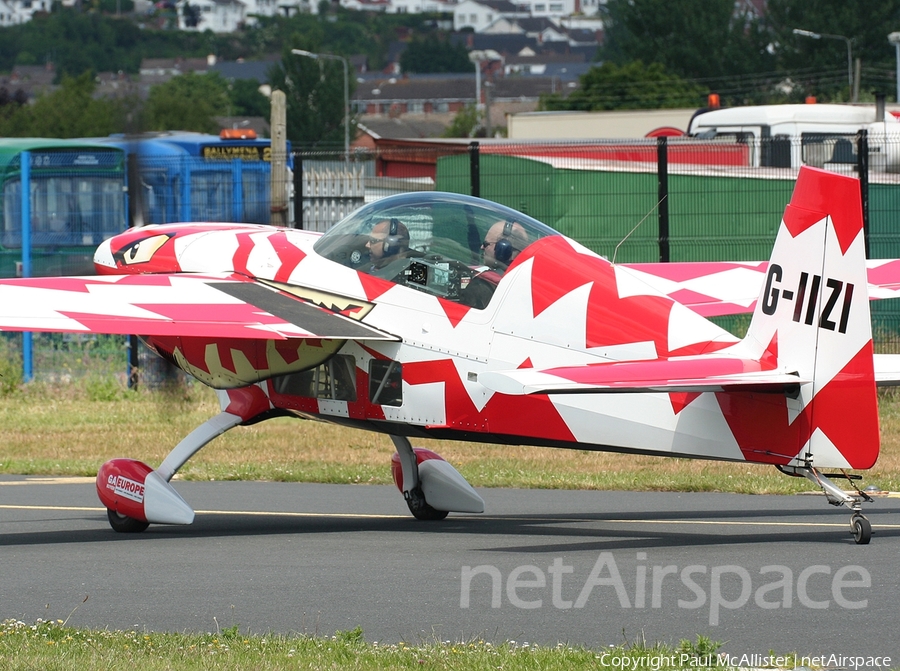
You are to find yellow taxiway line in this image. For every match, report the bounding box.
[2,477,898,528]
[0,477,96,486]
[2,504,900,528]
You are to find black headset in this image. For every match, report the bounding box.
[493,221,515,264]
[382,218,407,256]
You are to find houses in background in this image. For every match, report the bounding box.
[1,0,601,140]
[0,0,56,27]
[2,0,604,34]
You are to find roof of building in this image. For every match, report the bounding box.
[457,0,522,11]
[357,116,451,139]
[353,73,572,103]
[139,57,210,74]
[211,59,278,83]
[492,75,566,99]
[355,76,478,103]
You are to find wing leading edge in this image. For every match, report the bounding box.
[0,273,397,342]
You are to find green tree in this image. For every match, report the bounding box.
[0,72,132,137]
[442,105,480,138]
[400,36,472,74]
[601,0,774,83]
[0,8,451,83]
[766,0,900,101]
[539,61,707,111]
[0,8,238,77]
[268,45,354,150]
[228,78,271,118]
[142,71,231,133]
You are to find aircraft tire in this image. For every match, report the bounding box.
[406,489,449,521]
[851,514,871,545]
[107,508,150,533]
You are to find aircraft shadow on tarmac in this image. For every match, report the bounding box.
[2,502,898,550]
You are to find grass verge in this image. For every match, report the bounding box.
[0,619,741,671]
[2,380,900,494]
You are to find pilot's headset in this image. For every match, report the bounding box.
[493,221,516,264]
[382,217,406,256]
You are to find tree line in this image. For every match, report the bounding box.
[3,0,900,144]
[0,6,458,79]
[542,0,900,110]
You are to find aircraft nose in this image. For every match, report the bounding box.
[94,237,115,270]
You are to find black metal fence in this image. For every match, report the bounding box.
[6,133,900,385]
[297,134,900,263]
[296,134,900,346]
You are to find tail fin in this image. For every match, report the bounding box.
[737,166,878,469]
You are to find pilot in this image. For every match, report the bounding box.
[461,220,530,309]
[481,220,529,271]
[366,217,410,273]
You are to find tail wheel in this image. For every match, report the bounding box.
[106,509,150,533]
[850,513,872,545]
[405,488,449,521]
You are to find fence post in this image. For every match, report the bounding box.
[657,137,670,263]
[857,129,870,257]
[126,150,144,227]
[469,141,480,198]
[20,150,33,382]
[232,159,244,222]
[270,90,288,226]
[294,154,303,229]
[126,151,141,389]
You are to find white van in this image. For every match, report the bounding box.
[687,103,900,172]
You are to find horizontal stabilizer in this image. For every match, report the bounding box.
[479,357,808,396]
[0,273,397,341]
[874,354,900,386]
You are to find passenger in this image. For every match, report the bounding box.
[481,220,529,270]
[462,220,530,309]
[365,217,410,274]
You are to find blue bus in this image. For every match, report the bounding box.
[0,138,127,277]
[89,132,293,226]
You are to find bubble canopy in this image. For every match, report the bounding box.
[313,191,559,308]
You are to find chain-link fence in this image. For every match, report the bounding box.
[5,133,900,384]
[296,134,900,347]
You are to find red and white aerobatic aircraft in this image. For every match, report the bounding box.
[1,166,898,544]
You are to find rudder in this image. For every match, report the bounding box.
[737,166,878,470]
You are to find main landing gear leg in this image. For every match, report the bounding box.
[780,465,874,545]
[98,388,267,533]
[156,411,244,482]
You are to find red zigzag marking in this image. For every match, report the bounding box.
[716,342,878,468]
[404,359,576,441]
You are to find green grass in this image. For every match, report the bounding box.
[0,619,739,671]
[2,380,900,494]
[2,379,898,667]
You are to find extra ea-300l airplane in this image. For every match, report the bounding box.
[1,166,899,544]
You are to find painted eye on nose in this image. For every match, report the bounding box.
[118,234,172,265]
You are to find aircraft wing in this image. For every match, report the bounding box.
[620,259,900,317]
[0,273,397,341]
[479,357,809,396]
